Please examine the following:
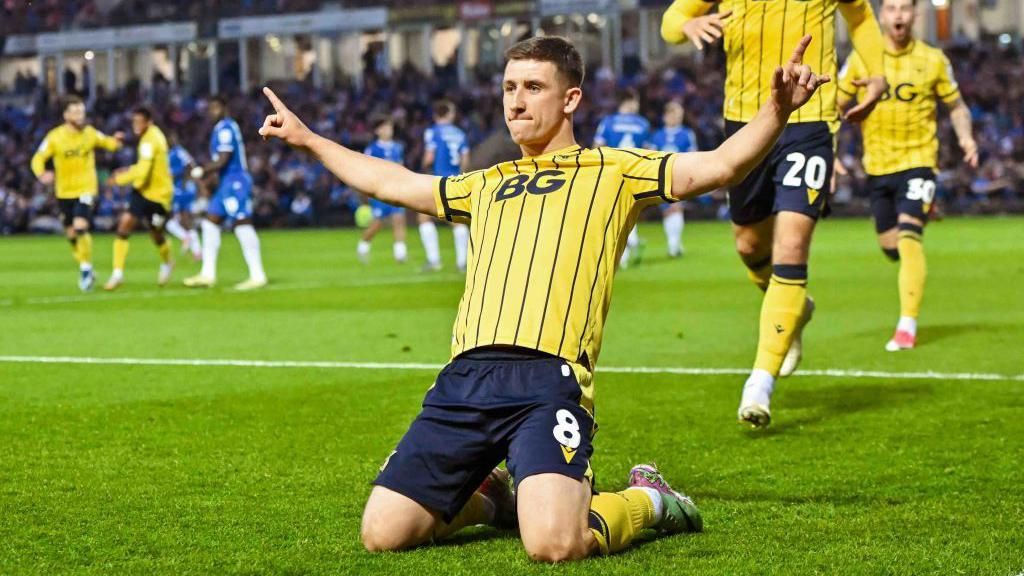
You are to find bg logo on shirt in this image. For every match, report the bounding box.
[495,170,567,201]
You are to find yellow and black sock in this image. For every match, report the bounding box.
[76,230,92,265]
[432,491,492,541]
[113,235,130,273]
[157,239,172,264]
[897,223,926,319]
[588,489,657,555]
[753,264,808,376]
[744,255,773,292]
[68,236,81,263]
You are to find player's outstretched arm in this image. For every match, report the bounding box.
[661,0,730,50]
[670,36,830,201]
[838,0,887,123]
[259,87,438,215]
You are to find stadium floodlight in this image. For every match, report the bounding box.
[999,34,1012,45]
[84,50,94,61]
[930,0,948,6]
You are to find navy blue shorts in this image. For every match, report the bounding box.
[374,350,595,522]
[58,197,95,228]
[128,191,169,228]
[724,121,834,225]
[868,167,935,234]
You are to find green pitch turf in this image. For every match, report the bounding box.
[1,217,1022,575]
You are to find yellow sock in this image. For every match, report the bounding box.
[753,265,808,376]
[432,491,491,541]
[69,237,82,263]
[157,239,172,264]
[113,237,130,272]
[745,256,773,292]
[77,232,93,265]
[587,488,657,555]
[897,226,926,319]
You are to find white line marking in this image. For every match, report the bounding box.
[0,355,1020,382]
[1,275,456,307]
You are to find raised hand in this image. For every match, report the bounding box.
[258,87,316,151]
[770,35,831,116]
[682,9,732,50]
[844,76,888,123]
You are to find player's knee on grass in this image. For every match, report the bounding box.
[517,474,594,563]
[360,486,438,552]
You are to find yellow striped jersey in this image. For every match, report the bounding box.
[433,145,677,369]
[662,0,885,126]
[838,39,961,176]
[30,124,121,199]
[114,124,174,209]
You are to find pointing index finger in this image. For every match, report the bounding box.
[789,35,813,65]
[263,87,285,114]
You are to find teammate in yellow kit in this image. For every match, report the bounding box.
[103,107,176,291]
[838,0,977,351]
[662,0,889,428]
[30,96,123,291]
[258,35,829,561]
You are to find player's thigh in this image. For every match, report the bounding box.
[72,197,94,230]
[732,217,775,262]
[517,474,595,562]
[771,122,833,225]
[361,485,441,552]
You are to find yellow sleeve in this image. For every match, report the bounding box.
[90,127,121,152]
[836,52,866,108]
[661,0,716,45]
[838,0,885,77]
[115,139,155,189]
[608,148,677,204]
[934,51,962,105]
[434,172,479,224]
[30,132,55,177]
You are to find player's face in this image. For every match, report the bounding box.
[882,0,916,45]
[502,59,581,148]
[663,102,684,127]
[208,101,224,121]
[619,99,640,115]
[131,114,149,136]
[64,103,86,129]
[376,121,394,141]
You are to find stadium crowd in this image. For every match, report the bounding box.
[1,39,1022,234]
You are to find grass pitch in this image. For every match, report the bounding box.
[1,217,1022,575]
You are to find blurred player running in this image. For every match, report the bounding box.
[357,117,408,264]
[594,89,650,267]
[647,100,698,258]
[30,96,123,292]
[165,131,202,261]
[838,0,977,351]
[259,35,828,560]
[184,95,267,290]
[420,100,470,272]
[663,0,888,428]
[102,107,175,291]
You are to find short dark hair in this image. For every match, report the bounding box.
[210,94,228,107]
[61,95,84,112]
[370,114,391,131]
[618,88,640,105]
[505,36,585,88]
[132,106,153,120]
[433,100,454,120]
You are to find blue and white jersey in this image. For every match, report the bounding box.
[594,113,651,149]
[209,118,249,179]
[365,139,404,164]
[168,144,194,187]
[647,126,698,154]
[424,123,468,177]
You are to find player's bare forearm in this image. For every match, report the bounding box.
[949,99,979,167]
[307,134,438,214]
[671,102,788,200]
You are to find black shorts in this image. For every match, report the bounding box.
[128,191,169,228]
[867,168,935,234]
[58,196,95,228]
[374,349,595,522]
[724,121,834,225]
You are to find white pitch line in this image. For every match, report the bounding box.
[1,275,456,307]
[0,355,1020,382]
